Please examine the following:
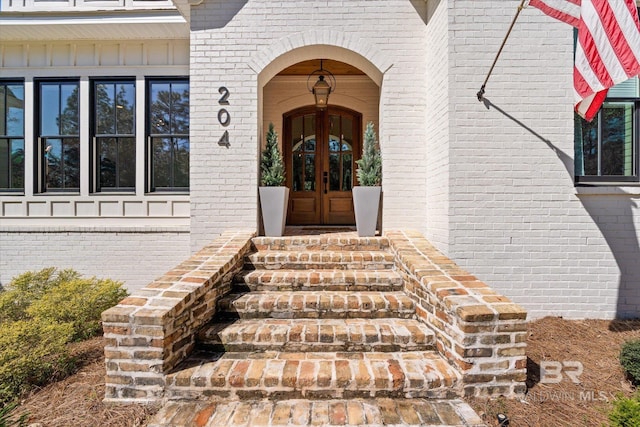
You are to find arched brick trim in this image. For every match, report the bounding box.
[248,30,392,86]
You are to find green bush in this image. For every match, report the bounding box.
[0,267,80,323]
[0,267,128,404]
[620,339,640,385]
[610,392,640,427]
[0,320,74,405]
[27,276,128,341]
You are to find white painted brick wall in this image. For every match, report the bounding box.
[425,0,451,253]
[447,0,640,319]
[188,0,430,251]
[0,229,190,293]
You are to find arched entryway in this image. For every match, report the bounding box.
[284,105,361,225]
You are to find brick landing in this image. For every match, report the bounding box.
[148,398,484,427]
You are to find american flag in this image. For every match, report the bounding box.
[529,0,640,121]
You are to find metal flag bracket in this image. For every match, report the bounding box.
[477,0,528,101]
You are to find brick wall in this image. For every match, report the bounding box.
[446,1,640,319]
[0,228,190,293]
[188,0,430,251]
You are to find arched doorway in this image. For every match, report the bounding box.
[284,105,361,225]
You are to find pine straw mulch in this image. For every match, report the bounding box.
[9,336,158,427]
[7,317,640,427]
[468,316,640,427]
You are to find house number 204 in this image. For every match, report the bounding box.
[218,86,230,147]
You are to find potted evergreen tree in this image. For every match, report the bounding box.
[259,123,289,236]
[353,121,382,237]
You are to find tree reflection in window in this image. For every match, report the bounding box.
[94,81,135,191]
[0,82,24,191]
[39,81,80,192]
[328,114,353,192]
[148,80,189,191]
[575,101,635,179]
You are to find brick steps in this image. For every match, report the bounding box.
[196,318,436,352]
[147,398,485,427]
[235,269,404,292]
[245,251,395,270]
[166,351,461,401]
[217,291,415,319]
[252,235,390,251]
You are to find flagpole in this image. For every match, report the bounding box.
[477,0,527,101]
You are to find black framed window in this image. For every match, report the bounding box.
[0,81,24,192]
[147,78,189,192]
[575,78,639,183]
[36,80,80,192]
[92,80,136,192]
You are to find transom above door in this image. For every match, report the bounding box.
[284,106,362,225]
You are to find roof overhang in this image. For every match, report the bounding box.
[0,10,189,41]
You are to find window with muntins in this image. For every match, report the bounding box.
[36,80,80,192]
[92,80,136,192]
[147,78,189,192]
[575,77,639,183]
[0,81,25,192]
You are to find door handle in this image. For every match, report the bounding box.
[323,171,328,194]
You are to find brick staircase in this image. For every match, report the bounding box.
[147,235,485,426]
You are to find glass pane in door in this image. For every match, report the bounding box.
[290,114,316,192]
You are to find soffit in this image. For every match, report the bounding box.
[0,11,188,41]
[278,59,365,76]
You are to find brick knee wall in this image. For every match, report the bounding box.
[386,230,527,398]
[101,230,256,403]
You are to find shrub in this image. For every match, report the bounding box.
[620,339,640,385]
[0,320,74,405]
[0,267,80,323]
[27,276,128,341]
[0,267,128,403]
[610,392,640,427]
[260,123,286,186]
[355,122,382,186]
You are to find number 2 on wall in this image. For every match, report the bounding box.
[218,86,230,147]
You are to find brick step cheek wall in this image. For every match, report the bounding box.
[386,230,527,398]
[101,230,256,403]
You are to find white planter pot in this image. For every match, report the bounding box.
[352,186,381,237]
[259,186,290,237]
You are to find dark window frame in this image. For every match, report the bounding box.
[34,78,81,194]
[90,78,137,193]
[0,79,25,193]
[575,98,640,184]
[145,77,190,193]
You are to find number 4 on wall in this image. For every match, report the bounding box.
[218,130,230,148]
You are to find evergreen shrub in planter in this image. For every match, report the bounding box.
[353,121,382,237]
[259,123,289,236]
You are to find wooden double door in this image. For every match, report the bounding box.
[284,106,362,225]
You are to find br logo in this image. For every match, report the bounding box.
[540,361,583,384]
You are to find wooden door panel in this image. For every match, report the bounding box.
[283,106,361,226]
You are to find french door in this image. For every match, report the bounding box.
[283,106,362,225]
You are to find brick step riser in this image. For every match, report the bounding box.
[216,309,416,320]
[234,271,404,292]
[233,282,404,292]
[244,261,396,271]
[197,342,435,353]
[251,237,391,252]
[167,387,456,401]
